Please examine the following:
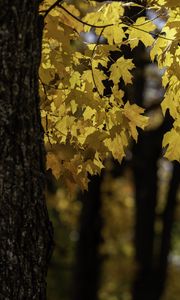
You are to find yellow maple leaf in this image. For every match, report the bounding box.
[104,134,125,162]
[92,65,107,95]
[93,151,104,170]
[150,27,177,62]
[127,17,156,49]
[47,152,61,178]
[164,0,179,8]
[109,56,135,85]
[163,129,180,161]
[161,89,178,119]
[83,2,124,28]
[123,102,149,141]
[103,24,125,45]
[69,71,81,89]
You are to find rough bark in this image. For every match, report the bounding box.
[0,1,53,299]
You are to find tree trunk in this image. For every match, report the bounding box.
[73,175,103,300]
[158,161,180,290]
[0,1,53,299]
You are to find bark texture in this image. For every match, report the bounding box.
[0,1,53,299]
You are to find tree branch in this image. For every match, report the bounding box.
[41,0,64,18]
[58,4,115,28]
[41,1,177,43]
[91,28,105,98]
[58,4,175,42]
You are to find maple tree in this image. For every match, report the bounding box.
[39,0,180,191]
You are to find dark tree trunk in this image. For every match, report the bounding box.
[132,129,163,300]
[158,161,180,289]
[0,1,53,299]
[132,129,179,300]
[129,1,179,297]
[73,175,103,300]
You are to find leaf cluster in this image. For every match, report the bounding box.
[39,0,180,190]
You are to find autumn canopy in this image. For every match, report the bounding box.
[39,0,180,190]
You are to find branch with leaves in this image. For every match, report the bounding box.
[39,0,180,191]
[41,1,176,42]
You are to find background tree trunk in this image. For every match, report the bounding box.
[0,1,53,299]
[73,175,103,300]
[129,2,179,299]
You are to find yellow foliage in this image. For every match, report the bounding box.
[123,102,149,141]
[109,57,135,85]
[39,0,180,190]
[163,129,180,161]
[148,0,180,159]
[82,2,124,28]
[127,17,156,49]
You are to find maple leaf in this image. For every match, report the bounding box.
[127,17,156,49]
[150,27,177,62]
[123,102,149,141]
[92,63,107,95]
[93,151,104,170]
[83,2,124,28]
[47,152,61,178]
[164,0,179,8]
[103,24,125,45]
[109,56,135,85]
[163,129,180,161]
[104,134,125,162]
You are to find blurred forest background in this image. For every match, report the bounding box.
[44,1,180,299]
[46,157,180,300]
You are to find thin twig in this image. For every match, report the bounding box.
[45,114,52,146]
[126,12,165,27]
[39,77,50,104]
[58,4,115,28]
[58,4,176,42]
[42,0,64,18]
[40,81,68,91]
[42,1,177,42]
[128,22,174,41]
[91,28,105,98]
